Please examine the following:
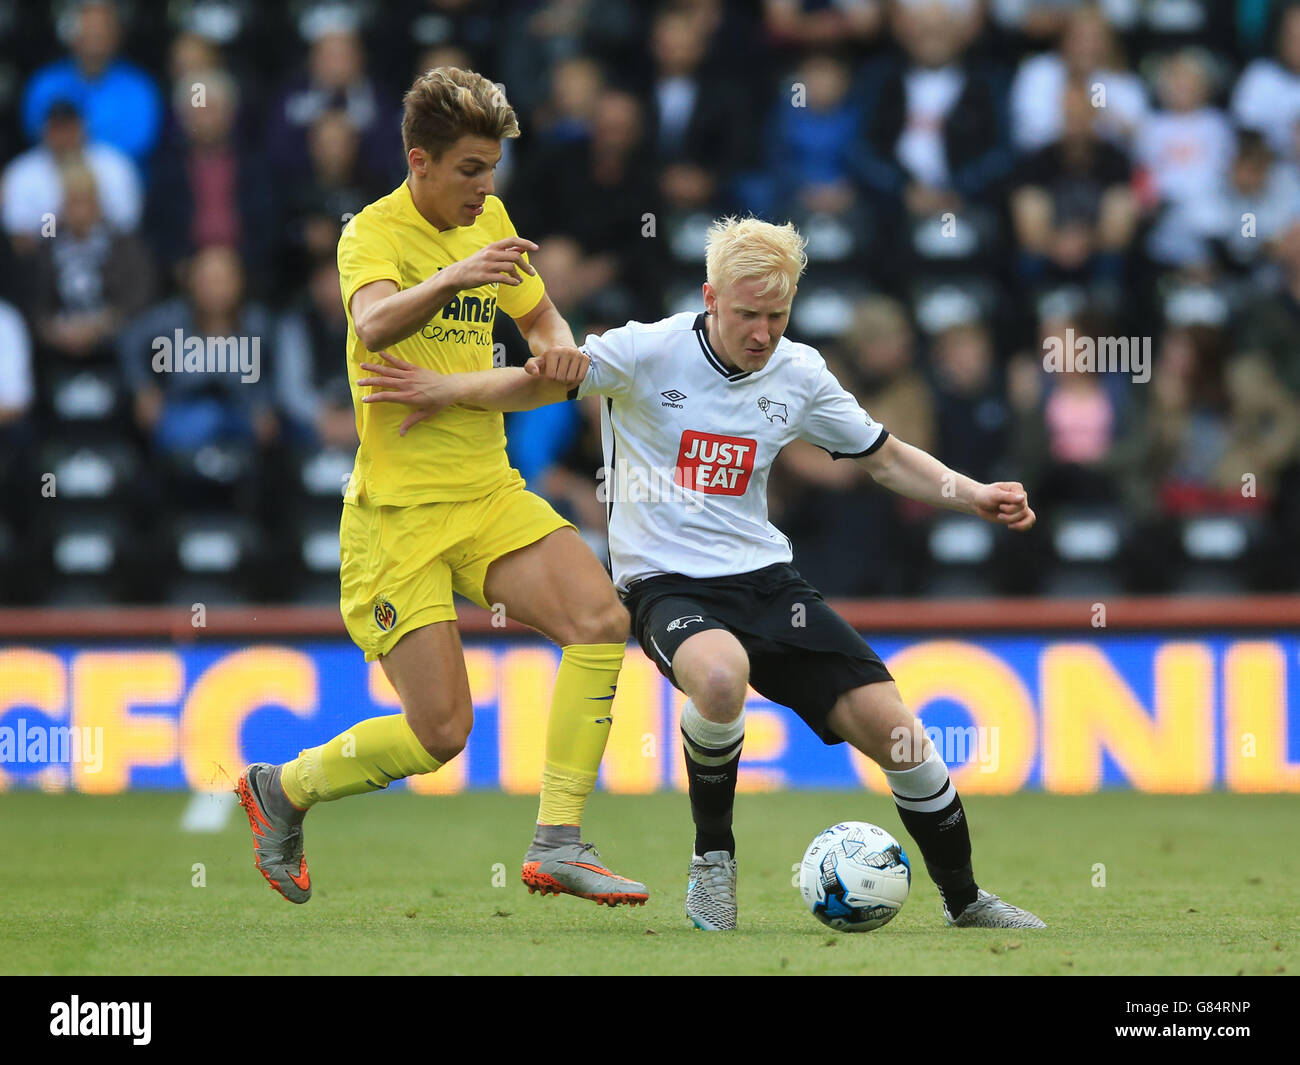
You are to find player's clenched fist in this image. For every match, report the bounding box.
[973,481,1036,531]
[444,236,538,289]
[525,346,589,385]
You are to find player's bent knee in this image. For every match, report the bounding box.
[405,705,473,764]
[568,598,630,646]
[690,662,749,721]
[420,723,471,765]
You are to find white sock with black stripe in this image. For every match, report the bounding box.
[681,699,745,858]
[884,744,978,916]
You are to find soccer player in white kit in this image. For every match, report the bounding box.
[357,217,1046,932]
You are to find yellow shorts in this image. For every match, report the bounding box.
[339,475,574,661]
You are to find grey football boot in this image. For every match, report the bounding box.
[521,841,649,906]
[686,850,738,930]
[235,762,311,904]
[944,888,1045,928]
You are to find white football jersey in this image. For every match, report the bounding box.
[576,311,888,590]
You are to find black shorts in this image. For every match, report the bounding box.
[622,562,893,745]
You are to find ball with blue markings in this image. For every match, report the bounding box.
[798,822,911,932]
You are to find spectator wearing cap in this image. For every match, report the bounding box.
[21,0,163,168]
[2,99,141,254]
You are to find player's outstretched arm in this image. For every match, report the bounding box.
[351,237,540,352]
[856,435,1036,531]
[356,349,585,435]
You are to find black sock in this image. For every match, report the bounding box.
[680,709,744,858]
[889,764,979,916]
[683,748,742,856]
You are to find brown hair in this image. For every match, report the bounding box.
[401,66,519,160]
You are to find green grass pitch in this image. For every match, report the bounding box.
[1,790,1295,975]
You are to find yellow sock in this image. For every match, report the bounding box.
[280,714,442,808]
[537,642,625,826]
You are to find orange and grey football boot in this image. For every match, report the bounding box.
[521,841,649,907]
[236,762,312,904]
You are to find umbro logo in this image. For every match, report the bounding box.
[661,389,687,408]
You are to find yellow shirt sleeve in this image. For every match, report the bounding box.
[489,196,546,321]
[337,208,403,318]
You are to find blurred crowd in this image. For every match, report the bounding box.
[2,0,1299,605]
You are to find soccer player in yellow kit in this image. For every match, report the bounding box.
[235,67,648,907]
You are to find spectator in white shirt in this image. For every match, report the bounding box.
[0,296,35,505]
[1140,49,1236,267]
[1231,1,1300,160]
[1010,5,1148,152]
[0,298,33,422]
[1185,128,1300,284]
[1,99,141,254]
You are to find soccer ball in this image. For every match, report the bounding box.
[798,821,911,932]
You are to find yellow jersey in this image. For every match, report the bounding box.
[337,182,545,505]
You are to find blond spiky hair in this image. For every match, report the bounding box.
[402,66,519,160]
[704,216,808,301]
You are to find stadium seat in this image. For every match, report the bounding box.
[1038,506,1129,596]
[162,512,269,603]
[666,211,715,264]
[910,280,1002,335]
[38,504,153,604]
[297,446,353,501]
[920,515,999,597]
[43,363,126,425]
[297,511,341,575]
[789,278,874,340]
[39,437,142,503]
[1169,513,1264,594]
[905,204,1005,276]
